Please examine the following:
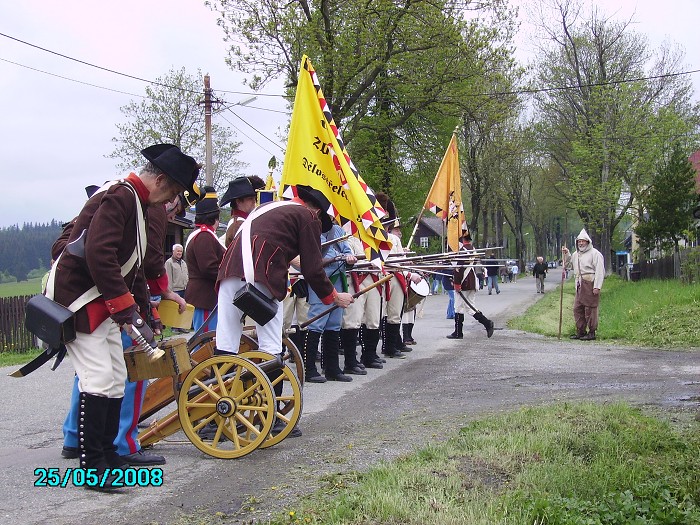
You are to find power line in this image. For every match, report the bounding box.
[3,30,697,102]
[0,31,202,95]
[219,105,286,152]
[217,113,280,158]
[513,69,700,97]
[0,57,145,98]
[0,31,285,98]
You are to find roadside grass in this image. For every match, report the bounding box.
[0,277,42,298]
[509,276,700,348]
[268,402,700,525]
[0,347,42,367]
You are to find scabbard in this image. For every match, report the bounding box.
[8,345,66,378]
[456,290,479,314]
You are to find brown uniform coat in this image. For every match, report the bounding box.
[185,225,224,310]
[217,202,335,303]
[52,176,150,333]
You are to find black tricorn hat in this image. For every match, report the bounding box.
[141,143,200,198]
[85,185,100,198]
[220,177,256,208]
[195,186,220,216]
[295,185,333,233]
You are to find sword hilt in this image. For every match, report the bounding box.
[131,314,164,362]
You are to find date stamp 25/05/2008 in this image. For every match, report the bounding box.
[34,467,163,488]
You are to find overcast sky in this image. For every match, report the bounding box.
[0,0,698,228]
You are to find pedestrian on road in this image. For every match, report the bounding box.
[532,256,548,294]
[562,229,605,340]
[486,255,501,295]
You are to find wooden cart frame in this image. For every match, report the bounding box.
[136,328,304,459]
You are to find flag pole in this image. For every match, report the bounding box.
[405,206,428,250]
[406,129,460,251]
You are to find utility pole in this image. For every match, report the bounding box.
[204,74,213,187]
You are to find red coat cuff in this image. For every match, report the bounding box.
[105,292,135,314]
[320,289,337,305]
[148,274,169,296]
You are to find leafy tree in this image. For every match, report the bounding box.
[209,0,520,216]
[109,67,247,194]
[531,0,699,271]
[636,143,698,253]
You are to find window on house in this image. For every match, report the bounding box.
[420,237,429,248]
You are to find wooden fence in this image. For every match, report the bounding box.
[633,248,700,281]
[0,295,34,353]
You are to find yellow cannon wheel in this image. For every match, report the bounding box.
[282,335,305,386]
[178,355,275,459]
[186,330,217,353]
[240,351,303,448]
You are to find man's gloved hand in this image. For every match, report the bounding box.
[111,303,139,326]
[453,283,462,291]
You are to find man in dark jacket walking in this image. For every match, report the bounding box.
[532,256,548,294]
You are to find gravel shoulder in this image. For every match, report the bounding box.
[2,277,699,525]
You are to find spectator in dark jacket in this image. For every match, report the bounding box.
[533,256,548,294]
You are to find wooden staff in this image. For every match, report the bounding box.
[558,246,567,340]
[299,274,392,329]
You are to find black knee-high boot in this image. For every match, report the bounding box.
[472,311,495,338]
[288,325,305,358]
[340,328,366,374]
[380,317,388,355]
[385,323,406,358]
[303,330,326,383]
[447,313,464,339]
[103,397,128,469]
[360,326,383,368]
[322,331,352,382]
[402,323,416,345]
[79,392,122,490]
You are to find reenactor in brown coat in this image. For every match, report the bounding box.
[51,144,199,489]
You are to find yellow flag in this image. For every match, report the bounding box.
[424,134,465,252]
[281,55,392,264]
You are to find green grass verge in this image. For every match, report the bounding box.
[0,348,43,367]
[270,402,700,525]
[509,276,700,347]
[0,277,42,298]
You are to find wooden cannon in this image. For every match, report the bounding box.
[131,327,303,459]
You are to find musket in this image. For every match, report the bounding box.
[320,233,351,248]
[381,265,453,278]
[351,251,416,261]
[299,274,392,329]
[375,249,498,265]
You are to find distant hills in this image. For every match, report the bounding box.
[0,221,63,282]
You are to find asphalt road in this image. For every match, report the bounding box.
[1,276,699,525]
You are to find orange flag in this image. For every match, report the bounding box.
[424,134,465,252]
